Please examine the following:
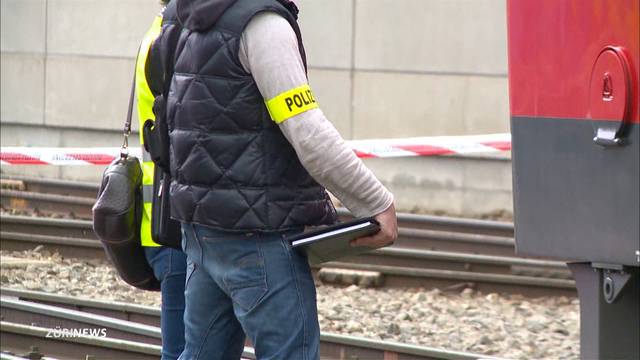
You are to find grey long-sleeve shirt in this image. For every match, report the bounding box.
[238,12,393,217]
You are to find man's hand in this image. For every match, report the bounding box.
[350,203,398,248]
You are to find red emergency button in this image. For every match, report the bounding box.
[588,46,633,146]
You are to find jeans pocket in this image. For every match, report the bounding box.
[166,248,188,278]
[224,245,268,313]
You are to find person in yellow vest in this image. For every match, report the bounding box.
[135,3,187,359]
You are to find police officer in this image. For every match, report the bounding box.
[157,0,398,358]
[134,3,187,359]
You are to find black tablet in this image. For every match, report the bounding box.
[287,217,381,265]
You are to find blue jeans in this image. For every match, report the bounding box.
[179,223,320,360]
[144,246,188,360]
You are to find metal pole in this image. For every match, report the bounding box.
[568,263,639,359]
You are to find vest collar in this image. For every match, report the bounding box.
[176,0,237,31]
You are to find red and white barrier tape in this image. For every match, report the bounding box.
[349,133,511,158]
[0,147,130,166]
[0,133,511,165]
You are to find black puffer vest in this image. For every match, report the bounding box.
[166,0,336,231]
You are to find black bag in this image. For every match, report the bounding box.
[92,68,160,291]
[140,25,182,249]
[143,117,182,249]
[149,160,182,249]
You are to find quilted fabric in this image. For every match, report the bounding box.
[165,0,336,231]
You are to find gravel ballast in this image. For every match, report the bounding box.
[0,248,579,359]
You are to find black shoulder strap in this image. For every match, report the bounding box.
[161,37,179,100]
[158,2,181,98]
[125,67,137,135]
[121,52,139,158]
[142,9,182,171]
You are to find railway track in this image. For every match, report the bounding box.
[1,177,515,255]
[0,289,501,360]
[0,177,576,297]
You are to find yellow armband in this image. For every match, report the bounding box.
[265,84,319,124]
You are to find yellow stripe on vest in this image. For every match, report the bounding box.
[265,84,318,124]
[136,14,163,248]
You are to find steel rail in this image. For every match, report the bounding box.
[0,293,499,360]
[0,215,561,272]
[0,214,92,229]
[0,353,27,360]
[1,176,99,198]
[1,287,160,327]
[0,303,256,359]
[399,228,514,247]
[0,190,95,207]
[374,247,567,269]
[0,352,54,360]
[0,225,568,283]
[0,216,546,268]
[0,208,517,255]
[1,321,161,360]
[0,297,161,342]
[336,248,571,280]
[320,333,505,360]
[1,287,160,319]
[337,208,514,237]
[0,231,105,260]
[2,176,515,237]
[0,214,574,295]
[0,189,94,220]
[0,215,96,240]
[0,214,515,256]
[0,232,99,248]
[1,320,495,360]
[0,179,572,296]
[321,262,575,289]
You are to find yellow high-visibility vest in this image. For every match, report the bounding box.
[135,14,163,247]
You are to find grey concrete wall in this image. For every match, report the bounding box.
[298,0,509,139]
[1,0,512,216]
[1,0,158,130]
[363,156,512,216]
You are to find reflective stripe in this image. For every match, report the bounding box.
[140,202,160,247]
[142,184,154,203]
[142,150,154,186]
[142,161,154,186]
[265,84,318,124]
[136,15,163,248]
[142,149,153,162]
